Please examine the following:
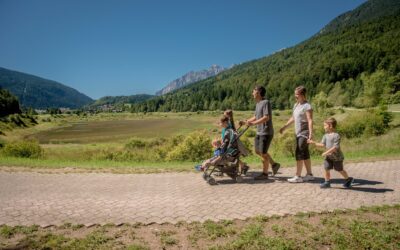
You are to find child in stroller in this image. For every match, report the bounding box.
[202,116,249,185]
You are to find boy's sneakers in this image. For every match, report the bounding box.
[254,172,269,180]
[194,165,202,171]
[343,177,354,188]
[320,181,331,188]
[271,163,280,176]
[288,176,303,183]
[303,174,314,181]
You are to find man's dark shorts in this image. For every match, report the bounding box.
[295,136,310,161]
[255,134,273,154]
[324,159,344,171]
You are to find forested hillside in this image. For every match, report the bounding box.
[0,67,93,109]
[0,88,21,117]
[131,0,400,112]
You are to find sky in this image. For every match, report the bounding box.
[0,0,366,99]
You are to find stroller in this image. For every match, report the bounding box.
[202,125,250,185]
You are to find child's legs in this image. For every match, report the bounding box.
[333,161,348,179]
[324,169,331,181]
[324,159,334,181]
[202,159,211,168]
[339,170,349,179]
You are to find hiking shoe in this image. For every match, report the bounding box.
[241,165,250,175]
[303,174,314,181]
[271,163,280,176]
[343,177,354,188]
[254,173,269,180]
[320,181,331,189]
[288,176,303,183]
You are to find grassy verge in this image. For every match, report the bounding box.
[0,110,399,173]
[1,204,399,249]
[1,153,400,174]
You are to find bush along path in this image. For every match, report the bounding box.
[0,160,399,227]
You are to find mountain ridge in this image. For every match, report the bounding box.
[0,67,93,109]
[156,64,226,95]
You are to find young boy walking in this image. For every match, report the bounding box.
[308,118,354,188]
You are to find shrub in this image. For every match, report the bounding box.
[273,133,296,157]
[239,138,253,156]
[2,140,43,158]
[244,129,256,138]
[166,130,212,161]
[337,109,392,138]
[125,139,146,149]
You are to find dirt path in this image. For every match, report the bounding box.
[0,160,399,227]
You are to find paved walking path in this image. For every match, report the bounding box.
[0,160,399,227]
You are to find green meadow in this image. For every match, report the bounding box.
[1,106,399,173]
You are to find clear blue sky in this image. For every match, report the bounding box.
[0,0,366,99]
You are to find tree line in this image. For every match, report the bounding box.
[131,13,400,112]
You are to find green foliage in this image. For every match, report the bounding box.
[202,220,236,240]
[125,139,146,149]
[131,12,400,112]
[2,140,43,158]
[274,133,296,157]
[354,70,395,107]
[87,94,154,111]
[312,91,331,112]
[337,109,393,138]
[0,88,21,117]
[166,130,212,161]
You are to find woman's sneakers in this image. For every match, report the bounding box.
[303,174,314,181]
[288,174,314,183]
[320,181,331,188]
[288,175,303,183]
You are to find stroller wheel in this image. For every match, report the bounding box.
[207,177,217,185]
[202,172,208,180]
[235,176,244,183]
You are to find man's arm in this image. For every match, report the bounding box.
[240,116,256,126]
[248,115,269,126]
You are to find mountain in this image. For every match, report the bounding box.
[320,0,400,34]
[131,0,400,112]
[156,65,226,95]
[0,67,93,109]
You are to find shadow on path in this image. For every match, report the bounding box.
[212,171,394,193]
